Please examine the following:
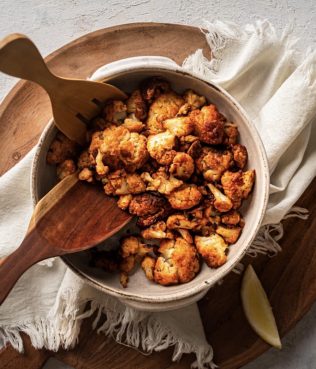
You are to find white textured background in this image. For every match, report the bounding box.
[1,0,316,368]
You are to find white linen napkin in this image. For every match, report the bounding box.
[0,20,315,369]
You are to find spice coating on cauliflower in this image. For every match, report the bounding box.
[100,126,148,172]
[169,153,195,180]
[146,92,184,134]
[103,100,127,124]
[56,159,76,180]
[167,184,202,210]
[153,238,200,285]
[47,132,79,165]
[221,170,255,209]
[196,147,232,182]
[126,89,147,121]
[190,105,225,145]
[163,116,194,137]
[103,170,145,195]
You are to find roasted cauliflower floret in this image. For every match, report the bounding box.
[231,144,248,169]
[46,132,79,165]
[122,115,145,133]
[77,149,92,169]
[195,234,228,268]
[221,210,241,225]
[221,170,255,209]
[223,122,239,145]
[103,170,145,195]
[56,159,76,180]
[190,105,225,145]
[147,131,177,165]
[119,236,153,287]
[126,89,147,121]
[141,77,170,103]
[95,150,109,177]
[141,168,183,195]
[207,183,233,213]
[154,238,200,285]
[163,116,194,137]
[117,194,133,210]
[100,126,148,172]
[141,221,174,240]
[216,225,242,244]
[129,192,167,217]
[186,139,202,159]
[103,100,127,123]
[141,256,156,281]
[169,153,195,180]
[177,229,193,244]
[178,89,206,115]
[167,184,202,210]
[146,92,184,134]
[78,167,94,182]
[196,147,232,182]
[166,214,199,230]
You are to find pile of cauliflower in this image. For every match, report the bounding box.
[47,77,255,287]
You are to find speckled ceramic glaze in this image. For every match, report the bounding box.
[31,56,269,311]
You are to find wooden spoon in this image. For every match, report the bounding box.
[0,174,132,305]
[0,33,127,146]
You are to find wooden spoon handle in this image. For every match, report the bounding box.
[0,230,52,305]
[0,33,58,91]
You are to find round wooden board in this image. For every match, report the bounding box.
[0,23,315,369]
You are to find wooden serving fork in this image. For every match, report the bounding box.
[0,33,127,145]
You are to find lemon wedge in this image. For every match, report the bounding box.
[241,264,282,349]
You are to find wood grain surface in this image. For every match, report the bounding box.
[0,23,315,369]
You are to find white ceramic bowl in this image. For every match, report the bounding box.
[31,56,269,311]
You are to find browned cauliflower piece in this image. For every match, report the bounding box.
[207,183,233,213]
[190,105,225,145]
[95,150,109,177]
[119,236,153,288]
[221,210,241,225]
[216,225,242,244]
[46,132,79,165]
[221,170,255,209]
[154,238,200,285]
[126,89,147,121]
[186,139,202,159]
[141,256,156,281]
[163,117,194,137]
[141,77,170,103]
[231,144,248,169]
[177,229,193,244]
[147,131,177,165]
[77,149,92,169]
[204,205,221,225]
[167,184,202,210]
[195,147,232,181]
[89,131,104,164]
[166,214,199,230]
[141,221,174,240]
[169,153,195,180]
[178,89,206,115]
[146,92,184,134]
[56,159,76,180]
[122,116,145,133]
[223,122,239,145]
[195,234,228,268]
[141,168,183,195]
[100,126,148,172]
[103,170,145,195]
[129,192,167,217]
[117,194,133,210]
[103,100,127,123]
[78,168,94,182]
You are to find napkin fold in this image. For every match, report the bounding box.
[1,20,316,369]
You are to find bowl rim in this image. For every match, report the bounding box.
[31,63,270,303]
